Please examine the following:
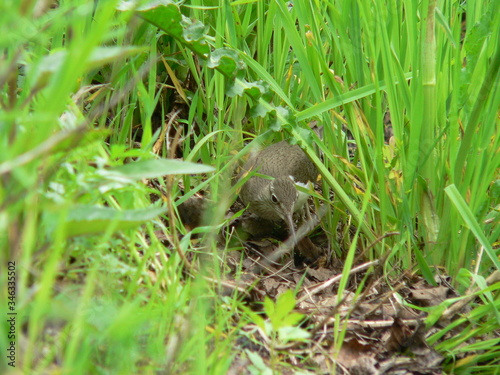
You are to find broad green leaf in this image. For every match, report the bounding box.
[31,46,145,89]
[263,296,275,320]
[280,312,305,328]
[87,46,147,68]
[277,326,310,343]
[245,350,272,375]
[248,103,269,118]
[104,159,215,180]
[46,206,167,237]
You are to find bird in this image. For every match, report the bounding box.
[238,140,318,239]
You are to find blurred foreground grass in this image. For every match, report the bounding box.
[1,0,499,373]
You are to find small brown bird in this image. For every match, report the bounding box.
[238,140,318,238]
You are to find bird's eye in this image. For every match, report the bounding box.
[271,194,279,203]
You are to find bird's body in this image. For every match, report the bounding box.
[238,141,318,235]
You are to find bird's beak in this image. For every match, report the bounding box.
[285,213,297,245]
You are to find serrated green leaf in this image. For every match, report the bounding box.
[227,78,267,98]
[464,10,493,66]
[129,0,210,57]
[249,103,270,118]
[269,106,292,131]
[290,127,314,146]
[207,48,246,78]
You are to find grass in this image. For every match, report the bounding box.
[1,0,499,373]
